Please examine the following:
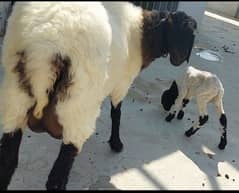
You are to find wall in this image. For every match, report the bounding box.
[207,1,239,18]
[0,1,11,36]
[177,1,207,30]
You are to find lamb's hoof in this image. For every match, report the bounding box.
[108,139,123,153]
[184,127,193,137]
[165,113,175,122]
[46,176,67,190]
[177,110,184,120]
[218,140,227,150]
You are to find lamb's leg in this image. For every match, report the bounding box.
[177,98,190,120]
[166,87,188,122]
[165,101,180,122]
[46,143,78,190]
[214,95,227,150]
[218,113,227,150]
[0,129,22,190]
[108,101,123,152]
[185,99,208,137]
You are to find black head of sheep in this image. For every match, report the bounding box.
[165,11,197,66]
[142,10,197,68]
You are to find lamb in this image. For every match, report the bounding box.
[161,66,227,150]
[0,2,197,190]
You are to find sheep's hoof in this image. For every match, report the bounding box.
[177,110,184,120]
[108,139,123,153]
[218,140,227,150]
[165,113,175,122]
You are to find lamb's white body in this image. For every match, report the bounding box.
[0,2,143,149]
[171,66,225,116]
[164,66,227,150]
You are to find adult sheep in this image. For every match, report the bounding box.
[0,2,197,190]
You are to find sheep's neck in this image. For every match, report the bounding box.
[141,10,168,70]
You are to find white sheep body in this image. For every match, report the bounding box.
[0,2,143,150]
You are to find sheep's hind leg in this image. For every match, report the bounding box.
[108,101,123,153]
[0,129,22,190]
[46,143,78,190]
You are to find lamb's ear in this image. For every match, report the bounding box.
[169,80,178,98]
[170,80,177,90]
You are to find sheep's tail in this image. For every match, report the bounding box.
[29,51,72,119]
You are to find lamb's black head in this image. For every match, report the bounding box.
[161,81,178,111]
[164,11,197,66]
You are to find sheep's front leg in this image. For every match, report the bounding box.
[108,102,123,152]
[185,99,208,137]
[46,143,78,190]
[0,130,22,190]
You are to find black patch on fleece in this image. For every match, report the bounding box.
[220,114,227,128]
[51,54,73,102]
[13,51,33,97]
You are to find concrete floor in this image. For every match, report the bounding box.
[0,11,239,190]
